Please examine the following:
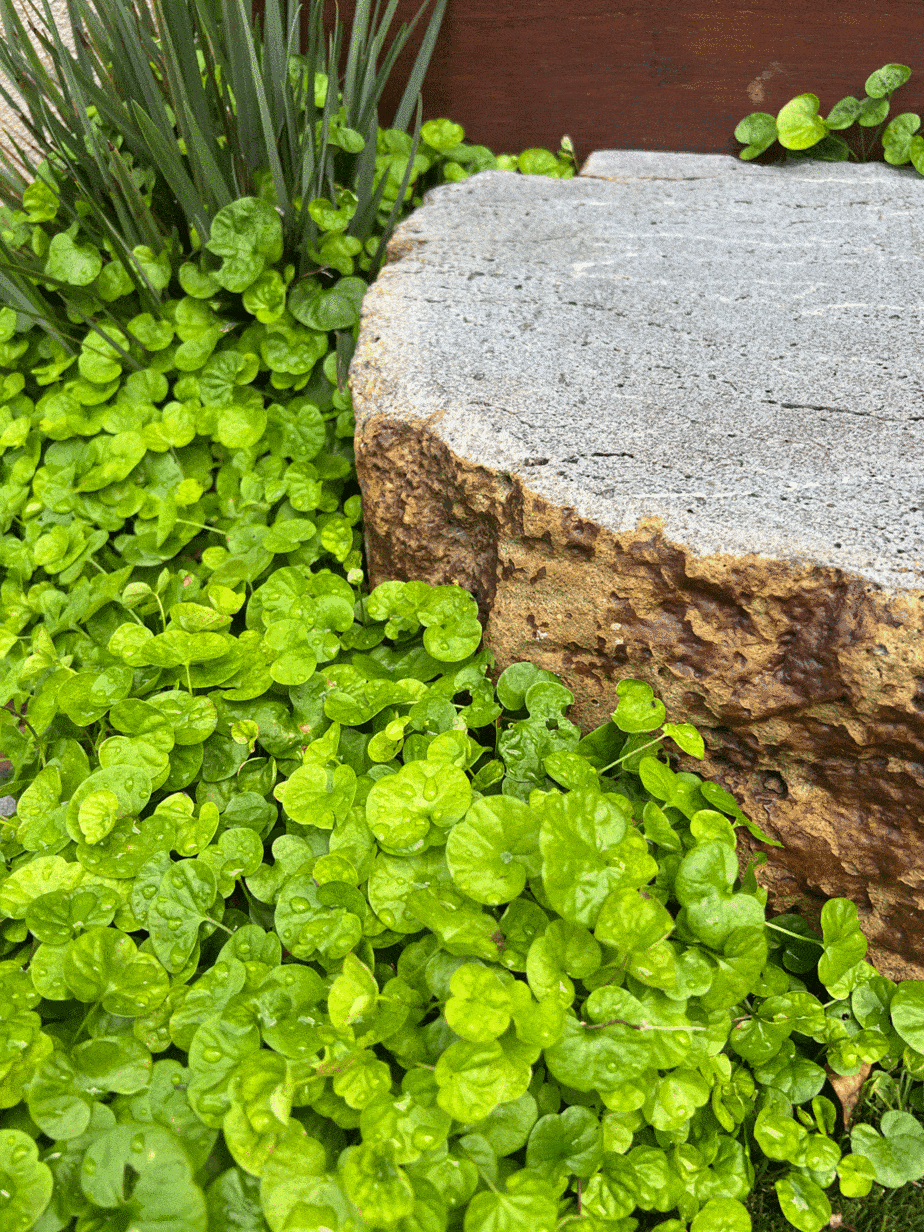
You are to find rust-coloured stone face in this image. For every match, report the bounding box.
[355,420,924,981]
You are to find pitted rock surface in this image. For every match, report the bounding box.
[349,150,924,979]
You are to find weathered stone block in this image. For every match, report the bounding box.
[349,151,924,979]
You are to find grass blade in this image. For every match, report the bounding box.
[130,99,212,244]
[388,0,448,134]
[226,0,290,215]
[149,10,234,215]
[218,0,262,174]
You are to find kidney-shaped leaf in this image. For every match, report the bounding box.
[890,981,924,1052]
[0,1128,53,1230]
[526,1104,603,1179]
[538,790,655,927]
[366,760,471,854]
[80,1124,207,1231]
[62,926,170,1016]
[446,796,539,905]
[146,861,218,973]
[445,964,512,1042]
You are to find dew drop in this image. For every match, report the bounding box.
[10,1147,28,1163]
[290,897,310,913]
[167,919,181,931]
[423,782,438,802]
[131,1134,145,1152]
[83,1159,97,1176]
[201,1047,223,1064]
[283,973,295,986]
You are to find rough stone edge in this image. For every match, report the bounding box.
[353,411,924,981]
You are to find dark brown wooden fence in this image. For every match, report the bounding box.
[254,0,924,169]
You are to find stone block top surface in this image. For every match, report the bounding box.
[350,151,924,591]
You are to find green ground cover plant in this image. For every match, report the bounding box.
[734,62,924,172]
[0,3,922,1228]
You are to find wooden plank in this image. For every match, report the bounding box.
[252,0,924,168]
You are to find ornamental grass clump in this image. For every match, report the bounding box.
[0,3,921,1230]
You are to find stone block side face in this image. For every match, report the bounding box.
[354,416,924,981]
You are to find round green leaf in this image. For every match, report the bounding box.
[80,1124,207,1231]
[57,666,135,726]
[611,678,666,733]
[837,1153,876,1198]
[445,964,512,1042]
[776,94,828,150]
[422,118,465,151]
[366,848,457,934]
[0,1128,53,1231]
[73,1034,152,1095]
[434,1040,510,1123]
[146,860,218,973]
[526,1105,603,1178]
[366,759,471,853]
[851,1110,924,1187]
[446,796,539,905]
[275,874,362,961]
[23,177,58,220]
[644,1068,711,1132]
[690,1197,752,1232]
[128,311,175,350]
[341,1140,414,1224]
[537,789,655,927]
[360,1084,452,1165]
[46,231,102,285]
[274,761,356,830]
[890,980,924,1052]
[148,691,218,745]
[463,1188,557,1232]
[62,926,170,1016]
[460,1092,538,1157]
[754,1108,807,1162]
[774,1171,831,1232]
[0,855,86,919]
[66,765,152,846]
[289,275,365,331]
[77,808,175,880]
[27,1050,93,1140]
[594,886,675,953]
[256,1119,327,1229]
[75,429,144,489]
[206,197,282,261]
[25,885,119,945]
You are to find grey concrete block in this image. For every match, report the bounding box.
[356,154,924,591]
